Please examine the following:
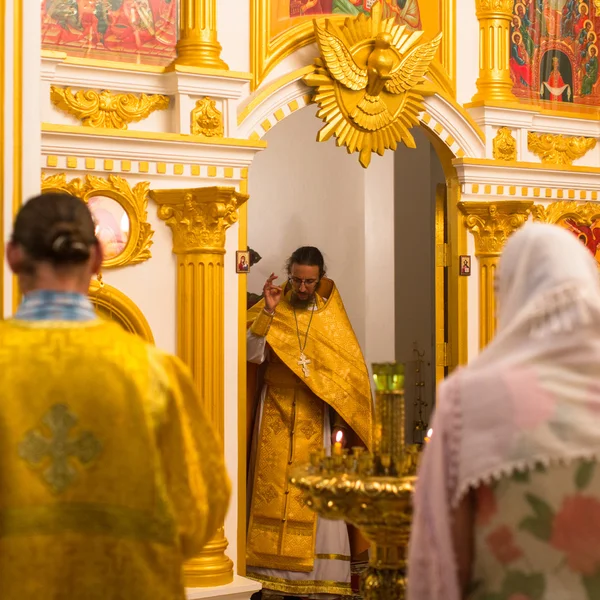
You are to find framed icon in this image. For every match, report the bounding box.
[459,255,471,276]
[236,250,250,273]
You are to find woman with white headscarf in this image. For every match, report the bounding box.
[408,222,600,600]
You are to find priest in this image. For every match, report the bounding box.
[246,246,373,598]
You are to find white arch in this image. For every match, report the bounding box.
[237,63,486,160]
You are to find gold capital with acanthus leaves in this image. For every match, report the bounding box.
[304,2,442,168]
[151,187,248,254]
[459,201,533,256]
[475,0,514,18]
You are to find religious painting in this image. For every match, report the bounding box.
[563,218,600,260]
[459,255,471,276]
[237,250,251,273]
[510,0,600,106]
[253,0,447,89]
[41,0,177,65]
[284,0,421,30]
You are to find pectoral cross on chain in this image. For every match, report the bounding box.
[298,353,312,378]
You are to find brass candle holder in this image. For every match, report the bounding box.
[290,363,420,600]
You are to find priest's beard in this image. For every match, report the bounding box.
[290,291,315,309]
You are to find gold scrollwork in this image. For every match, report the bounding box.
[459,201,533,255]
[50,86,170,130]
[527,132,597,166]
[532,200,600,226]
[304,7,442,168]
[89,279,154,343]
[191,97,224,137]
[492,127,517,162]
[151,187,248,254]
[41,173,154,269]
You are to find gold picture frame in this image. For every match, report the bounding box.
[89,279,154,343]
[41,173,154,269]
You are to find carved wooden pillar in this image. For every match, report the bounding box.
[459,201,532,347]
[152,186,248,587]
[175,0,228,69]
[472,0,515,103]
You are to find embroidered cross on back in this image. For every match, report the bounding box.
[19,403,102,494]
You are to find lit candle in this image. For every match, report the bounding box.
[424,428,433,443]
[333,430,343,455]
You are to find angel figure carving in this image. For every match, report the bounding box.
[305,8,442,167]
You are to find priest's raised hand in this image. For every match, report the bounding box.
[263,272,282,312]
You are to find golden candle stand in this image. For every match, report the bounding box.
[290,363,421,600]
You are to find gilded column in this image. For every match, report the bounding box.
[152,186,248,587]
[175,0,228,69]
[471,0,515,103]
[459,201,532,347]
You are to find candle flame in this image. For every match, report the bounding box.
[424,428,433,443]
[335,430,343,443]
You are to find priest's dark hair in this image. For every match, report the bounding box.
[11,193,98,270]
[286,246,327,279]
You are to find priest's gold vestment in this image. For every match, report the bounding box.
[0,319,230,600]
[246,280,372,574]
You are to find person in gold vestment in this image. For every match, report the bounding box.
[0,193,230,600]
[246,247,373,598]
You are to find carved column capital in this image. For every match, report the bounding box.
[459,201,533,256]
[152,187,248,254]
[474,0,514,18]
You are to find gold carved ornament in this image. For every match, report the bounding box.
[304,8,442,168]
[88,279,154,343]
[50,86,170,130]
[492,127,517,162]
[475,0,515,16]
[527,132,597,166]
[532,201,600,226]
[153,188,248,254]
[459,201,533,255]
[41,173,154,268]
[191,97,224,137]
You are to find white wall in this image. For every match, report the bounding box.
[456,0,479,105]
[247,105,368,351]
[394,128,445,441]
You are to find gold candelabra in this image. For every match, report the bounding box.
[290,363,420,600]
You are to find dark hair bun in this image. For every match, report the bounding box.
[50,230,91,262]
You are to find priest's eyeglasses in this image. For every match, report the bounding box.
[289,277,319,288]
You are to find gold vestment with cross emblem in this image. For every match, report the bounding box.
[0,319,230,600]
[246,279,373,574]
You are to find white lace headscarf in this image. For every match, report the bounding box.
[454,221,600,504]
[407,222,600,600]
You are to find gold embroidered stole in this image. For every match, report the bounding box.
[246,280,372,572]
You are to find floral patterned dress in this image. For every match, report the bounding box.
[469,459,600,600]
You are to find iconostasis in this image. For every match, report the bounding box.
[510,0,599,105]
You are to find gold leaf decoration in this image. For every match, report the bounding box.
[304,5,442,168]
[50,87,170,130]
[191,97,224,137]
[151,187,248,254]
[459,201,533,255]
[527,132,596,166]
[492,127,517,162]
[41,173,153,268]
[533,201,600,264]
